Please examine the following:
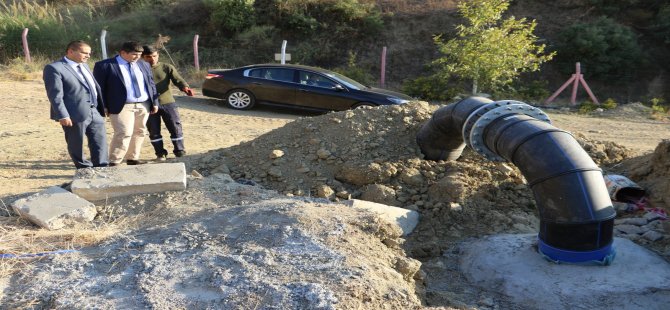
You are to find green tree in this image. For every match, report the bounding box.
[556,17,643,79]
[433,0,554,94]
[204,0,255,35]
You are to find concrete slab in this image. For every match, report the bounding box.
[11,186,97,230]
[71,163,187,201]
[342,199,419,236]
[459,234,670,310]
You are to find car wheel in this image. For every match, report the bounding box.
[227,89,255,110]
[352,102,376,109]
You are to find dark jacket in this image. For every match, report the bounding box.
[93,56,159,114]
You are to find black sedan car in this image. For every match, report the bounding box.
[202,64,413,111]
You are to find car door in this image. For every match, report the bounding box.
[294,71,356,110]
[245,68,296,105]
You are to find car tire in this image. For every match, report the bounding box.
[352,102,376,109]
[226,89,255,110]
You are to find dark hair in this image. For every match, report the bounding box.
[142,45,158,55]
[66,40,89,53]
[120,41,144,53]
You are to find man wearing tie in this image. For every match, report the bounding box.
[43,40,109,169]
[93,41,159,166]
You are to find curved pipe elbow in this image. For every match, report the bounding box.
[417,97,616,264]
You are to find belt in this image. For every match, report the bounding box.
[126,100,149,104]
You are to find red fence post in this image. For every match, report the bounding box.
[193,34,200,72]
[21,28,31,63]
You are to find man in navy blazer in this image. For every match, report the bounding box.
[93,41,159,166]
[44,40,109,169]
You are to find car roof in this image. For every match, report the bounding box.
[238,63,333,74]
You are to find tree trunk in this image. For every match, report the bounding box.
[471,80,478,94]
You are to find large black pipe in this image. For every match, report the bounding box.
[417,97,617,264]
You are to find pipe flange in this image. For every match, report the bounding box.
[461,101,512,150]
[469,102,552,162]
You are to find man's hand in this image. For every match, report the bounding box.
[151,106,159,114]
[183,87,195,97]
[59,117,73,127]
[104,108,109,117]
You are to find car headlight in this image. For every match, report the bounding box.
[387,97,410,104]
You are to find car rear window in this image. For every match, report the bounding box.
[248,68,294,82]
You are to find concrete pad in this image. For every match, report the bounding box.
[11,186,97,230]
[459,234,670,310]
[342,199,419,236]
[71,163,187,201]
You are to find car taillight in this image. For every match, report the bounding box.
[206,73,223,79]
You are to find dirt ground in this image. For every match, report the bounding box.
[2,79,670,309]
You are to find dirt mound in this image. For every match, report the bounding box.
[620,140,670,208]
[3,175,423,309]
[196,101,634,258]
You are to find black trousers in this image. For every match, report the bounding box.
[147,103,184,156]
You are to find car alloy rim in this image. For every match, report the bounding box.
[229,92,251,108]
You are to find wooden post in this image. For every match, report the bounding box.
[21,28,31,63]
[193,34,200,72]
[380,46,387,88]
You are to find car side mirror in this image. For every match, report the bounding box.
[333,84,345,91]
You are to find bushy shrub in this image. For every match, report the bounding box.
[258,0,383,44]
[493,79,550,103]
[402,75,460,102]
[578,101,599,114]
[332,52,375,86]
[601,98,617,110]
[555,17,643,79]
[204,0,255,35]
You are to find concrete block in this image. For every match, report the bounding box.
[459,234,670,310]
[342,199,419,236]
[71,163,187,201]
[11,186,96,230]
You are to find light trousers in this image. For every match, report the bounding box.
[109,102,150,163]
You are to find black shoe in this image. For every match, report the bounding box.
[109,163,119,167]
[174,150,186,157]
[156,149,168,161]
[126,159,147,165]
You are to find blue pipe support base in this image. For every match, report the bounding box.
[538,236,616,266]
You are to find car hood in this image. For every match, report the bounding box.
[361,87,414,100]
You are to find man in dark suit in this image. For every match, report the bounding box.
[93,41,159,166]
[44,40,108,169]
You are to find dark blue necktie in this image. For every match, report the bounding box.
[78,64,96,104]
[128,62,141,98]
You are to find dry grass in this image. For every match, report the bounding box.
[0,194,163,279]
[0,56,49,81]
[0,215,122,278]
[185,68,208,88]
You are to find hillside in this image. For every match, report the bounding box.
[1,0,668,102]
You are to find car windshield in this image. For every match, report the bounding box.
[322,71,367,90]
